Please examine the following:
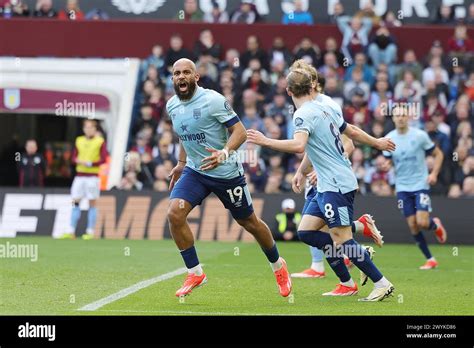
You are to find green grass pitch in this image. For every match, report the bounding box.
[1,237,472,316]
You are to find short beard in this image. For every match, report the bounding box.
[174,81,197,101]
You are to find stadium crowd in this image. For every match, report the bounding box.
[120,1,474,198]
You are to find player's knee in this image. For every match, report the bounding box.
[416,217,429,230]
[236,215,259,232]
[167,206,185,227]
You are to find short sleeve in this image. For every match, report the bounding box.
[209,92,239,127]
[420,130,435,153]
[293,109,312,135]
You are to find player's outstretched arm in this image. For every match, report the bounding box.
[341,134,355,157]
[200,121,247,171]
[168,142,187,191]
[427,146,444,185]
[247,129,308,154]
[343,123,396,152]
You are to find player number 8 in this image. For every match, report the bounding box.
[227,186,243,203]
[324,203,335,219]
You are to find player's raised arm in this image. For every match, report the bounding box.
[247,129,308,154]
[342,123,396,152]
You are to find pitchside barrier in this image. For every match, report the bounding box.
[0,188,472,244]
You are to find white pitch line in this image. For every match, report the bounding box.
[78,267,189,311]
[97,309,296,316]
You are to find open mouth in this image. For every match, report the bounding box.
[178,82,188,92]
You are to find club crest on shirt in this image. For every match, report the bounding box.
[224,101,234,115]
[193,108,201,120]
[294,117,304,127]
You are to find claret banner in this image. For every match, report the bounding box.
[0,188,472,244]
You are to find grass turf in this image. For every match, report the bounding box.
[1,237,472,316]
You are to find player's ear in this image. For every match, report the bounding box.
[286,87,292,97]
[195,72,200,82]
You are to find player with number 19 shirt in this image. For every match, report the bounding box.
[166,58,292,299]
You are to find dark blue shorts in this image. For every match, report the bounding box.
[396,190,432,217]
[170,166,254,220]
[303,190,355,228]
[303,187,317,214]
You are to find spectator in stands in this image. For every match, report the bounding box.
[350,147,366,191]
[175,0,203,22]
[230,0,260,24]
[423,92,447,122]
[273,198,301,241]
[119,171,143,191]
[449,63,467,100]
[133,104,158,137]
[344,88,370,127]
[329,1,345,24]
[381,10,402,27]
[240,58,269,87]
[319,37,345,67]
[433,4,455,25]
[282,0,313,26]
[343,68,370,102]
[355,0,380,25]
[33,0,57,18]
[319,52,344,80]
[193,29,221,63]
[422,56,450,86]
[164,34,193,75]
[243,69,269,103]
[18,139,45,188]
[337,14,373,64]
[266,93,291,134]
[240,90,264,131]
[219,48,242,79]
[58,0,84,20]
[196,52,219,81]
[240,35,269,71]
[141,45,165,81]
[153,164,169,191]
[368,25,397,68]
[1,0,29,17]
[447,22,474,63]
[368,78,392,111]
[268,37,293,70]
[467,3,474,26]
[344,52,374,85]
[324,77,344,106]
[203,1,229,23]
[85,8,109,20]
[293,37,321,68]
[131,132,152,157]
[394,70,423,103]
[425,118,451,156]
[364,154,394,196]
[148,86,165,122]
[396,49,422,83]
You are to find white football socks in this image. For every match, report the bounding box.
[188,264,203,276]
[341,278,355,288]
[270,258,283,272]
[374,276,390,288]
[311,261,325,273]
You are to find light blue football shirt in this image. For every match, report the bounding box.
[383,127,435,192]
[166,86,243,179]
[293,100,358,194]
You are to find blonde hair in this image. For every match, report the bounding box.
[290,59,321,93]
[286,69,313,98]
